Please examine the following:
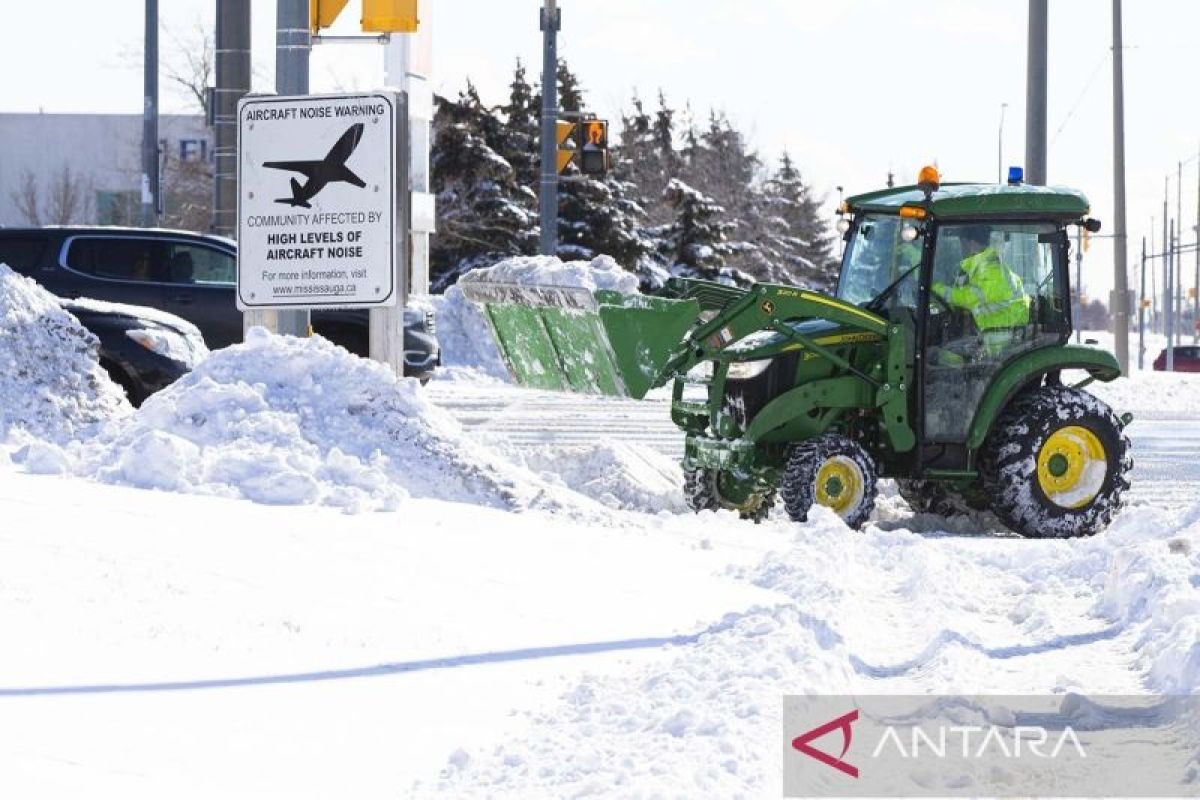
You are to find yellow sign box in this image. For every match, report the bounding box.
[310,0,352,32]
[363,0,419,32]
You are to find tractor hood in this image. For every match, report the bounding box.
[723,319,883,361]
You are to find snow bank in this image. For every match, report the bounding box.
[38,329,581,513]
[499,441,685,514]
[458,253,641,295]
[0,264,129,443]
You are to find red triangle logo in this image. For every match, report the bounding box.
[791,709,859,778]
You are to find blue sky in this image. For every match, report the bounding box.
[5,1,1199,298]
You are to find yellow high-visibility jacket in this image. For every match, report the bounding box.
[933,247,1030,330]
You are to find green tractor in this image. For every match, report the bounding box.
[461,168,1132,538]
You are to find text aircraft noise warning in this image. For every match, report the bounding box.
[264,123,367,209]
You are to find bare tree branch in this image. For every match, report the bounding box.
[47,165,93,224]
[162,17,214,117]
[10,170,42,226]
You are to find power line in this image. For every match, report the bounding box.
[1049,51,1109,149]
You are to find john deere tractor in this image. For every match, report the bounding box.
[461,168,1132,538]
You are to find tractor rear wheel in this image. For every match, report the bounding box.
[683,468,776,523]
[896,479,987,517]
[981,385,1131,538]
[780,433,878,529]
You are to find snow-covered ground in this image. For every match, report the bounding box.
[3,267,1200,797]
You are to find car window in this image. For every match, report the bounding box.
[65,237,163,283]
[0,236,47,275]
[164,242,235,285]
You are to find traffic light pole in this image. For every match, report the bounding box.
[538,0,559,256]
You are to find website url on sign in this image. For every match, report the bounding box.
[271,284,356,296]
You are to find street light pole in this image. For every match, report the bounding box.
[1111,0,1130,373]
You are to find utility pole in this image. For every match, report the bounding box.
[245,0,311,340]
[1075,227,1083,343]
[1138,236,1146,369]
[1195,149,1200,343]
[1110,0,1129,373]
[1177,161,1184,350]
[1168,217,1175,371]
[141,0,160,227]
[1025,0,1048,185]
[997,102,1008,184]
[212,0,250,237]
[538,0,560,256]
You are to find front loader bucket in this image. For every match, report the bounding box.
[458,281,700,399]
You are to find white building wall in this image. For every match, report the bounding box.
[0,113,210,226]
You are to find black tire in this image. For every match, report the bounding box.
[101,360,147,407]
[896,479,986,517]
[683,468,776,523]
[780,433,878,529]
[981,385,1132,538]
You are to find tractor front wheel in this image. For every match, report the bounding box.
[683,468,776,523]
[981,385,1131,538]
[780,433,878,529]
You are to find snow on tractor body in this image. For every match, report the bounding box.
[461,171,1132,537]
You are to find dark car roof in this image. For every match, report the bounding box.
[0,226,236,249]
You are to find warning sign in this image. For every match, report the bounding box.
[237,92,398,309]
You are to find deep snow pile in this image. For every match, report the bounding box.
[458,253,641,295]
[0,264,129,443]
[20,329,582,513]
[417,254,641,382]
[430,504,1200,797]
[1086,370,1200,416]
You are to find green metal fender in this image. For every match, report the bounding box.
[743,375,875,442]
[965,344,1122,449]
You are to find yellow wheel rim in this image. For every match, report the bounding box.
[1036,425,1107,509]
[814,456,865,516]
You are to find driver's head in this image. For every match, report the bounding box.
[959,225,991,256]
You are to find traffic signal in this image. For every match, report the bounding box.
[577,119,609,176]
[556,120,576,174]
[362,0,419,32]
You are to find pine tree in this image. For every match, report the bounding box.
[498,60,540,189]
[430,89,538,290]
[750,151,837,289]
[657,178,747,283]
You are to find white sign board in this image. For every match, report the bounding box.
[237,92,397,309]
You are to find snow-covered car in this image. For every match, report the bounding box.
[61,297,208,406]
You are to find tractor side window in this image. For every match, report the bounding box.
[837,214,919,309]
[924,222,1066,442]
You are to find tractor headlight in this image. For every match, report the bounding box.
[836,218,851,234]
[900,224,920,242]
[726,358,774,380]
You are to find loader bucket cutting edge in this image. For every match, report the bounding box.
[459,281,701,399]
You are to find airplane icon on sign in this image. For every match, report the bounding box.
[263,123,367,208]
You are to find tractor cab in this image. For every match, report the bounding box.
[838,168,1097,466]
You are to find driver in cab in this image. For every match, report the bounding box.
[932,225,1030,363]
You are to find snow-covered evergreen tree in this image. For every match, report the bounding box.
[430,87,538,290]
[656,178,749,284]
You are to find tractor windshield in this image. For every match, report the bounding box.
[837,214,921,309]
